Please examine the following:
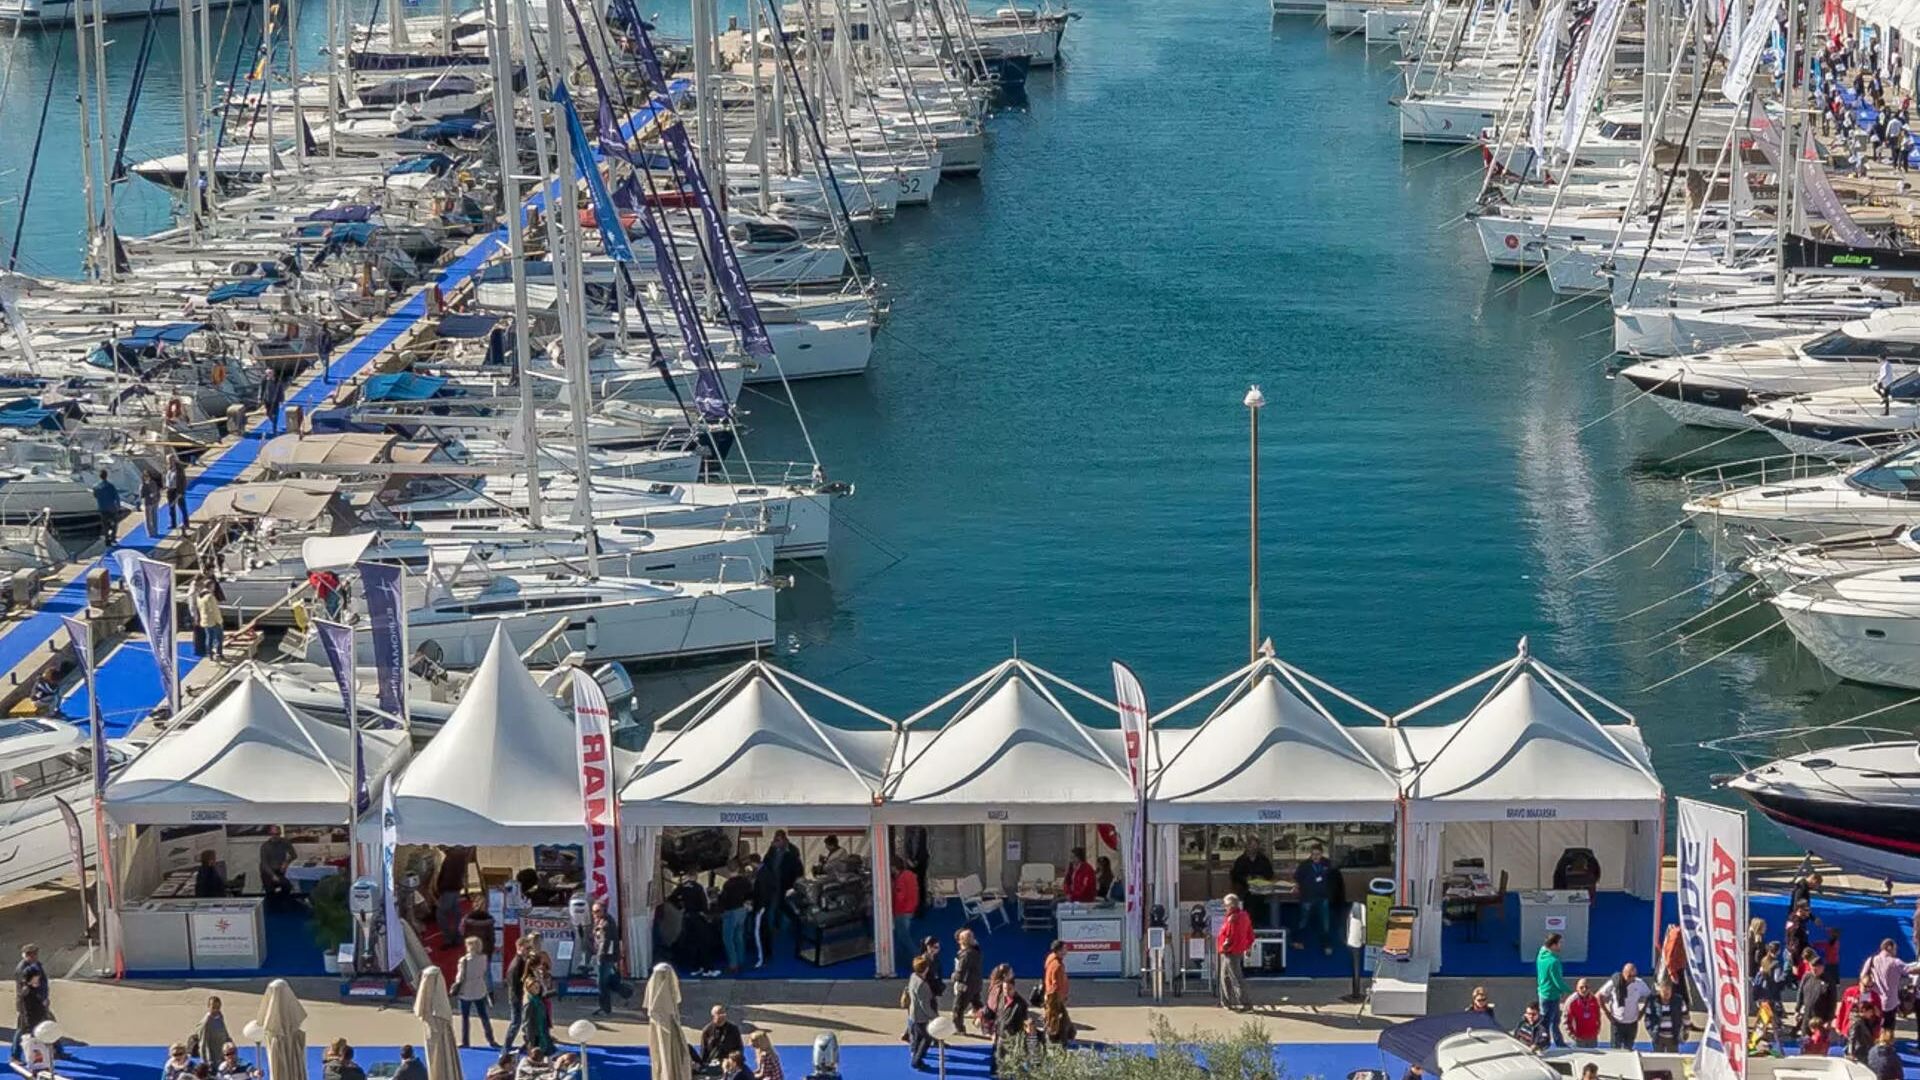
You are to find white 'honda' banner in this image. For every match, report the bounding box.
[1559,0,1628,155]
[1677,798,1748,1080]
[573,671,620,921]
[1529,0,1566,161]
[1721,0,1782,100]
[1111,661,1148,954]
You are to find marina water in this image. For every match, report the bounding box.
[0,0,1887,850]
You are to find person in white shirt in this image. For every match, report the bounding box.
[1598,964,1654,1049]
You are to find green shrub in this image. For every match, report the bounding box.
[308,872,352,952]
[999,1015,1282,1080]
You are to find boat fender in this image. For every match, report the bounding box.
[585,616,598,650]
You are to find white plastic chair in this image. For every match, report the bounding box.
[1017,862,1057,892]
[956,873,1009,933]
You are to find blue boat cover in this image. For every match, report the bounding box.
[306,205,376,223]
[363,372,449,402]
[120,322,205,348]
[347,50,490,71]
[400,116,491,142]
[1377,1012,1502,1072]
[436,313,500,339]
[389,153,454,176]
[327,223,381,247]
[207,280,273,304]
[0,399,62,431]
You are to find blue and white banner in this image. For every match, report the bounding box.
[1559,0,1628,155]
[1677,798,1748,1080]
[1722,0,1783,100]
[380,775,404,971]
[1530,0,1566,161]
[315,619,369,814]
[61,615,105,792]
[553,81,637,266]
[572,672,620,922]
[357,562,409,726]
[114,553,177,715]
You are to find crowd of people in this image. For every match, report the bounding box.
[1812,34,1918,175]
[898,929,1077,1074]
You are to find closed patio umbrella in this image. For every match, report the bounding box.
[644,964,691,1080]
[413,967,460,1080]
[257,979,307,1080]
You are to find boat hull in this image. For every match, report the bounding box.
[0,0,250,23]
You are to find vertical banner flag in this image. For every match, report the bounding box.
[1529,0,1566,161]
[380,775,404,971]
[1723,0,1784,100]
[61,615,105,787]
[1112,662,1148,956]
[357,562,409,726]
[1559,0,1629,155]
[572,671,620,921]
[1677,798,1748,1080]
[316,619,369,815]
[112,553,177,715]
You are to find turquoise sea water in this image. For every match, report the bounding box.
[0,0,1905,851]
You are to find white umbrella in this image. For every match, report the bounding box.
[413,967,461,1080]
[644,964,692,1080]
[257,979,307,1080]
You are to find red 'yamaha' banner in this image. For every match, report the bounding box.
[572,673,619,921]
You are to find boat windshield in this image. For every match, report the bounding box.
[1801,330,1920,361]
[1849,449,1920,495]
[0,750,88,803]
[1597,119,1642,141]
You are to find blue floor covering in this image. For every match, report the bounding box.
[37,1038,1920,1080]
[58,640,199,737]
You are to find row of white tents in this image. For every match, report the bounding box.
[97,628,1664,979]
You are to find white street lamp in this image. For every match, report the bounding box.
[1244,385,1267,663]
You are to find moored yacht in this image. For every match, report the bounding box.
[1724,742,1920,882]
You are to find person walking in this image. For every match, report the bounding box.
[1598,964,1651,1049]
[1565,978,1602,1049]
[1847,1000,1881,1064]
[188,995,231,1061]
[890,856,918,975]
[261,373,286,435]
[1216,893,1254,1012]
[164,453,189,531]
[905,956,938,1072]
[589,900,631,1016]
[454,936,499,1049]
[717,860,753,974]
[1800,954,1835,1036]
[93,470,121,546]
[196,585,225,660]
[139,470,161,537]
[1293,842,1336,955]
[13,944,48,1063]
[501,937,531,1050]
[1647,981,1688,1052]
[1861,939,1907,1041]
[757,832,802,942]
[523,953,555,1056]
[1537,933,1571,1048]
[950,929,983,1035]
[1042,940,1073,1044]
[1659,923,1690,1008]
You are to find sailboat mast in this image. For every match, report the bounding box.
[290,0,304,170]
[178,0,199,239]
[751,0,770,213]
[491,0,543,528]
[91,0,112,281]
[1774,0,1797,303]
[70,0,99,280]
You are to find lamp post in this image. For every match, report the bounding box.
[241,1020,266,1080]
[926,1017,956,1080]
[1244,385,1267,663]
[567,1019,598,1080]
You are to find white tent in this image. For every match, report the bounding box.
[882,659,1138,975]
[1146,654,1400,924]
[388,628,582,845]
[1392,642,1664,970]
[104,669,409,826]
[617,661,897,973]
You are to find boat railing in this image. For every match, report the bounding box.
[1681,451,1843,498]
[1701,721,1917,777]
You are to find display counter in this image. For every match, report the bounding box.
[120,897,265,971]
[1055,901,1123,976]
[1517,889,1590,962]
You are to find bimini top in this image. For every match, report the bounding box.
[1149,653,1399,823]
[389,627,586,845]
[882,659,1133,824]
[620,661,896,827]
[1395,640,1662,822]
[104,668,408,826]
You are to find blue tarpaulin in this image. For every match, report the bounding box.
[120,323,204,349]
[400,116,491,142]
[362,372,449,402]
[388,153,454,176]
[0,400,62,431]
[305,205,376,223]
[207,280,273,304]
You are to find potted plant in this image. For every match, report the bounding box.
[308,873,352,974]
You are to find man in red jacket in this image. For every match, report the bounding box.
[1064,848,1097,903]
[1217,893,1254,1011]
[1565,978,1603,1048]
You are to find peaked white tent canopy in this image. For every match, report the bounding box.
[1391,642,1664,969]
[388,628,584,846]
[617,661,898,973]
[882,659,1134,823]
[104,668,409,826]
[1148,655,1398,823]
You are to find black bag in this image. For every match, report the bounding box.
[1028,984,1044,1007]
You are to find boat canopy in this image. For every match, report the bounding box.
[387,153,454,176]
[362,372,450,402]
[207,280,275,304]
[197,479,343,524]
[304,205,377,224]
[103,670,408,826]
[0,400,63,431]
[434,313,501,340]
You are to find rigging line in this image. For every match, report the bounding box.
[1646,525,1688,570]
[105,0,169,204]
[1566,517,1689,580]
[1637,616,1784,693]
[0,0,29,129]
[7,19,70,273]
[1534,288,1615,322]
[1645,593,1769,657]
[1612,569,1736,622]
[1486,258,1552,299]
[1574,369,1674,435]
[1660,576,1761,634]
[1657,423,1768,466]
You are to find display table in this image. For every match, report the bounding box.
[1017,891,1058,933]
[1055,901,1123,976]
[120,897,265,971]
[1516,889,1590,962]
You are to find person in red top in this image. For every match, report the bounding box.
[890,856,919,977]
[1216,893,1254,1011]
[1565,978,1603,1048]
[1063,848,1097,903]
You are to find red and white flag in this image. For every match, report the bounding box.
[572,672,620,920]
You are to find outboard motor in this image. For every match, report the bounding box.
[806,1032,840,1079]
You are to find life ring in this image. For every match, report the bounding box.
[1504,234,1520,249]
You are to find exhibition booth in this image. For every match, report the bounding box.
[1393,643,1664,978]
[1147,654,1400,981]
[617,661,896,979]
[102,667,410,977]
[385,629,616,984]
[880,659,1137,979]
